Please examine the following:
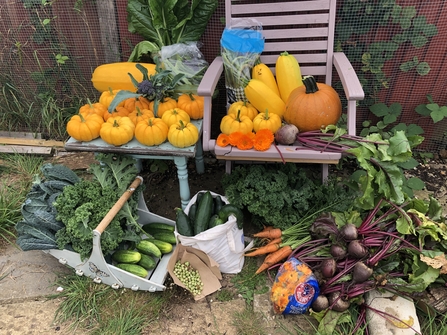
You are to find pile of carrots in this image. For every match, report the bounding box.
[246,225,311,274]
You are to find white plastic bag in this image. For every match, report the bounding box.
[176,191,251,274]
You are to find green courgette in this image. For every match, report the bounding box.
[194,191,214,235]
[142,222,175,236]
[175,207,194,236]
[188,202,197,222]
[218,204,244,229]
[213,195,225,215]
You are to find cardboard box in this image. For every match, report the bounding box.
[167,244,222,301]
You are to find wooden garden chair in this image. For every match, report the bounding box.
[197,0,364,180]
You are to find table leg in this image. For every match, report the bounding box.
[174,156,191,210]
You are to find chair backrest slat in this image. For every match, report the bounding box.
[225,0,337,85]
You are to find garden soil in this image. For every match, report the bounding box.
[1,151,447,334]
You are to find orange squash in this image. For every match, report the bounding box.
[66,113,104,142]
[284,76,342,132]
[135,117,169,146]
[149,97,177,118]
[100,116,135,146]
[177,93,204,119]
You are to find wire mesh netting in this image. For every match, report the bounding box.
[0,0,446,154]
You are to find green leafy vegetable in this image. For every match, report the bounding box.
[127,0,218,61]
[54,154,144,260]
[221,163,355,230]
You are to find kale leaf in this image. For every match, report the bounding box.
[221,163,356,231]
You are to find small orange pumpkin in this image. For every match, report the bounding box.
[284,76,342,132]
[79,100,107,117]
[135,117,169,146]
[122,96,151,113]
[227,101,258,121]
[66,113,104,142]
[161,108,191,128]
[103,106,130,121]
[150,97,177,118]
[100,116,135,146]
[177,93,204,119]
[253,109,282,134]
[128,107,154,125]
[99,88,123,108]
[220,110,253,135]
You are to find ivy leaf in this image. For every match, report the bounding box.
[388,131,412,162]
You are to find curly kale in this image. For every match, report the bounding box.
[54,154,143,260]
[221,163,356,230]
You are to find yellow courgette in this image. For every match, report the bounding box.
[275,52,303,103]
[251,63,280,97]
[91,62,156,92]
[244,79,286,118]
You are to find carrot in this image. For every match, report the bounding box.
[265,237,282,246]
[255,245,293,274]
[253,228,282,239]
[245,242,280,257]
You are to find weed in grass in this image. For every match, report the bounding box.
[49,273,111,331]
[215,288,234,302]
[419,308,447,335]
[0,181,25,245]
[232,307,268,335]
[0,153,44,182]
[231,257,270,307]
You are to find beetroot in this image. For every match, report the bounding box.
[311,294,329,312]
[347,240,368,259]
[352,261,374,284]
[330,244,347,259]
[340,223,358,241]
[275,124,299,145]
[328,291,350,312]
[320,258,337,278]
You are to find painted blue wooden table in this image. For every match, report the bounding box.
[64,120,204,210]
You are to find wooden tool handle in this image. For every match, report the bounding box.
[95,176,143,234]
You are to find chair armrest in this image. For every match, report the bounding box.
[333,52,364,101]
[197,56,224,96]
[197,57,224,152]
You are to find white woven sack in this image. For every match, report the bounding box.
[176,191,251,274]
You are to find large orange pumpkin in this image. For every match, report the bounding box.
[284,76,342,132]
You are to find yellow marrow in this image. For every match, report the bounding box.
[91,62,156,92]
[244,79,285,118]
[275,52,303,103]
[251,63,280,97]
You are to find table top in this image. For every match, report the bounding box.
[65,120,202,158]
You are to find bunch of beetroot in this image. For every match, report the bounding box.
[291,199,423,314]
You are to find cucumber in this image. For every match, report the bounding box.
[175,207,194,236]
[147,238,173,254]
[218,204,245,229]
[213,195,225,215]
[151,231,176,245]
[116,263,148,278]
[194,191,214,235]
[138,254,157,270]
[136,240,162,258]
[208,214,224,229]
[112,250,142,264]
[142,222,175,234]
[188,203,197,222]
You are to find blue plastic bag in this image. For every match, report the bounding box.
[220,19,265,103]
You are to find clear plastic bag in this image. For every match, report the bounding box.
[160,42,209,86]
[220,19,265,103]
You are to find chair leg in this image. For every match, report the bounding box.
[225,161,232,174]
[322,164,329,182]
